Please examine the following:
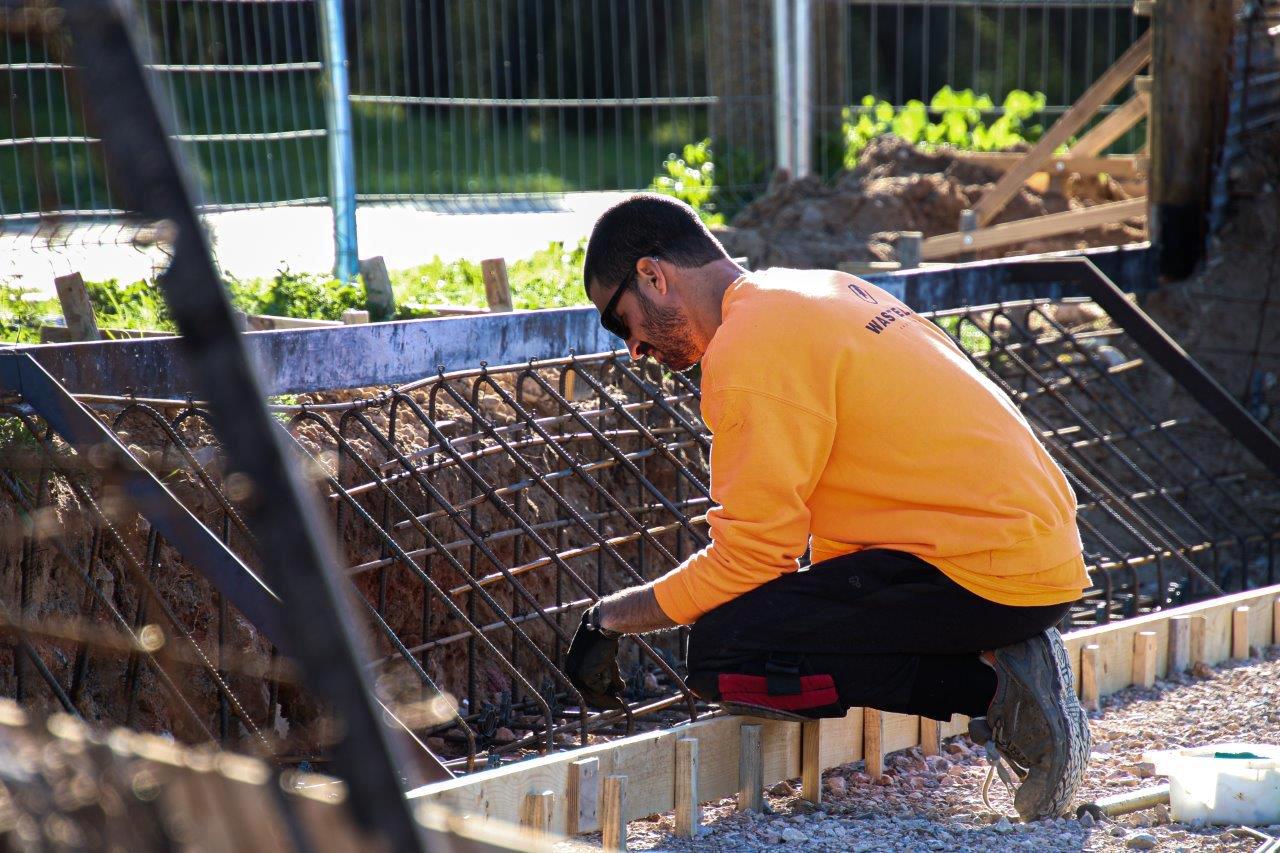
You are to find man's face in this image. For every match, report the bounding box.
[590,268,702,372]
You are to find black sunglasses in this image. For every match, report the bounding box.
[599,270,637,340]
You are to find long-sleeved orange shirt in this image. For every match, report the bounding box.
[651,269,1089,625]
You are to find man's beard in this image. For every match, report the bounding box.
[636,287,700,372]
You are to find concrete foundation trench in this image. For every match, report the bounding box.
[2,263,1277,779]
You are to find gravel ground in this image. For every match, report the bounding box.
[558,646,1280,851]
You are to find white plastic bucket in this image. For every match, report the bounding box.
[1145,742,1280,826]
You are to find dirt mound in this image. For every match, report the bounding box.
[715,136,1145,270]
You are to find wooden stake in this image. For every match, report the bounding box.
[1081,644,1101,711]
[1189,614,1206,666]
[566,756,599,835]
[1232,606,1251,660]
[519,790,554,838]
[919,717,941,758]
[1168,615,1191,672]
[1273,602,1280,648]
[358,256,396,322]
[1132,631,1157,687]
[674,737,700,838]
[897,232,922,269]
[800,721,822,804]
[736,724,763,812]
[481,258,513,313]
[340,308,370,324]
[601,775,627,851]
[53,272,100,342]
[863,708,885,781]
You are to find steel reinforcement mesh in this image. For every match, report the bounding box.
[1,296,1277,772]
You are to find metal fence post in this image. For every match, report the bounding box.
[793,0,812,177]
[773,0,794,176]
[318,0,359,281]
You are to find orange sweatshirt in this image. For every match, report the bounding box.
[651,269,1088,625]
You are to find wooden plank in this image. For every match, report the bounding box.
[519,790,554,838]
[1070,94,1151,158]
[482,258,514,313]
[800,721,822,805]
[1168,615,1191,672]
[1081,644,1102,711]
[359,255,396,322]
[1274,602,1280,648]
[863,709,885,781]
[971,28,1152,226]
[922,198,1147,260]
[884,712,922,754]
[955,152,1142,180]
[245,314,343,331]
[566,757,599,835]
[737,725,763,812]
[1233,606,1251,659]
[816,708,863,771]
[601,776,627,852]
[920,717,941,757]
[40,325,170,343]
[1133,631,1157,687]
[673,738,699,839]
[53,272,101,342]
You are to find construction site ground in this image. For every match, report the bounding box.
[557,647,1280,851]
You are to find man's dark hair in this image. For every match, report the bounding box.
[582,193,728,298]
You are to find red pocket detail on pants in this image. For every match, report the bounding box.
[717,673,838,711]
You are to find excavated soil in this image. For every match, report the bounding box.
[715,136,1146,270]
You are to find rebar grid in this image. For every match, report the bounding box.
[1,297,1277,774]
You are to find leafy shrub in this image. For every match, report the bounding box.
[227,266,364,321]
[649,138,724,226]
[842,87,1048,167]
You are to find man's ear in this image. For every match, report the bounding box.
[635,256,668,296]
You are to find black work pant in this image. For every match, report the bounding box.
[686,549,1071,721]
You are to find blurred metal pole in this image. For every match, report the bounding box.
[793,0,812,177]
[773,0,794,175]
[55,0,424,847]
[318,0,359,281]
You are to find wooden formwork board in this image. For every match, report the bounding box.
[409,584,1280,840]
[921,197,1147,260]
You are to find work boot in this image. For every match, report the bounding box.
[969,628,1091,820]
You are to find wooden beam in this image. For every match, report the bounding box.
[863,708,885,781]
[1190,614,1206,666]
[673,738,699,839]
[1070,95,1150,158]
[601,776,627,852]
[922,198,1147,260]
[1132,631,1157,687]
[971,28,1152,226]
[1149,0,1235,279]
[1233,606,1251,660]
[53,273,100,342]
[482,258,514,313]
[566,757,598,835]
[737,724,763,812]
[800,721,822,804]
[1274,602,1280,648]
[955,152,1142,181]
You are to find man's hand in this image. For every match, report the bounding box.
[565,606,625,710]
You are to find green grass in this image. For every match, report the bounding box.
[0,240,590,343]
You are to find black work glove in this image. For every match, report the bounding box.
[565,605,625,710]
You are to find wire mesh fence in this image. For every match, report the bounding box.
[2,0,1158,259]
